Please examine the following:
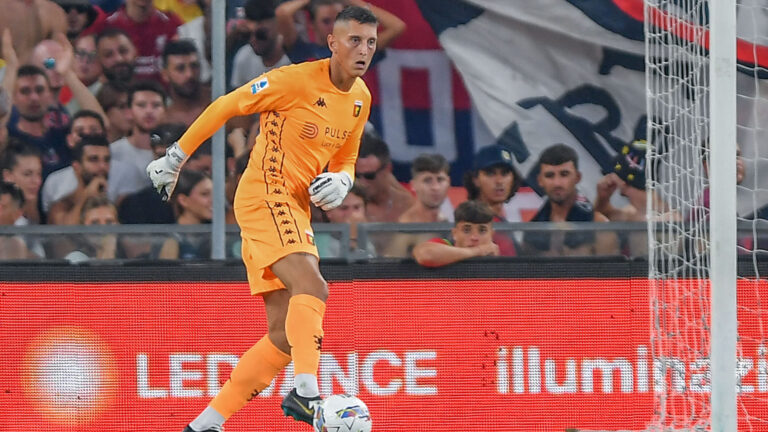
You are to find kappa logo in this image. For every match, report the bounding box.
[250,78,269,94]
[353,100,363,117]
[300,122,319,139]
[314,97,327,108]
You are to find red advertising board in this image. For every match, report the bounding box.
[1,279,767,431]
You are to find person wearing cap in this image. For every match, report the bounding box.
[54,0,106,41]
[463,143,530,256]
[522,143,617,257]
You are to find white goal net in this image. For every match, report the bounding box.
[645,0,768,430]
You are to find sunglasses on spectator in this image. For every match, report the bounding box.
[75,49,98,62]
[62,4,90,13]
[355,166,384,180]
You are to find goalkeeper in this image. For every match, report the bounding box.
[147,6,376,431]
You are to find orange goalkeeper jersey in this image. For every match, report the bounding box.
[178,58,371,210]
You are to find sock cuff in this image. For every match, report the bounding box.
[289,293,327,314]
[261,335,292,367]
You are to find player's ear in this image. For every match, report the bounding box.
[327,33,337,52]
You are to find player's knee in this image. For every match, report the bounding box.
[268,329,290,354]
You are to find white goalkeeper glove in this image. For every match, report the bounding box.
[146,142,187,201]
[309,171,353,211]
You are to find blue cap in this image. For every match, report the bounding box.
[473,144,516,171]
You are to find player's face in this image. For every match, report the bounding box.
[412,171,450,209]
[473,165,514,205]
[83,206,118,225]
[452,222,493,248]
[164,54,201,99]
[329,20,377,78]
[3,156,42,201]
[130,91,165,133]
[325,192,365,224]
[14,75,52,122]
[180,177,213,222]
[98,35,136,82]
[538,161,580,205]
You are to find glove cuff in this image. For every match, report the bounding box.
[341,171,353,192]
[166,142,188,169]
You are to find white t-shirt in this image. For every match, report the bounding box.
[110,137,153,183]
[230,44,291,89]
[41,161,149,212]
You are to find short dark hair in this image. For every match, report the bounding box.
[244,0,277,21]
[358,133,390,166]
[16,64,49,84]
[348,183,368,204]
[95,27,132,48]
[454,200,494,225]
[411,153,449,178]
[175,169,210,198]
[162,39,198,67]
[96,81,129,111]
[0,181,24,208]
[72,134,110,162]
[128,80,167,106]
[2,138,41,172]
[538,143,579,170]
[335,5,378,25]
[70,109,106,133]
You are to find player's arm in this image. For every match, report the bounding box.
[413,240,498,268]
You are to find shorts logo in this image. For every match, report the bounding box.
[251,78,269,94]
[353,100,363,117]
[300,122,319,139]
[305,230,315,245]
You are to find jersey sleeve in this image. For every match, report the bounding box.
[327,91,371,179]
[178,67,297,155]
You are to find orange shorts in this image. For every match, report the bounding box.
[236,199,318,296]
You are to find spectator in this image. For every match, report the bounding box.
[66,34,103,113]
[185,139,213,176]
[110,80,167,184]
[1,138,43,224]
[463,144,527,256]
[276,0,405,65]
[413,200,499,267]
[96,82,133,142]
[53,0,105,41]
[316,184,374,258]
[95,27,138,85]
[230,0,291,89]
[354,133,413,222]
[162,39,209,126]
[176,0,211,83]
[63,195,121,262]
[90,0,183,82]
[41,110,142,212]
[399,153,452,223]
[158,169,213,259]
[522,143,617,256]
[47,134,111,225]
[29,34,108,119]
[0,0,66,64]
[0,181,33,258]
[8,65,70,178]
[117,122,179,224]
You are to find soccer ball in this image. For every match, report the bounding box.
[313,394,372,432]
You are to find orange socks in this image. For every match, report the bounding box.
[285,294,326,377]
[210,335,291,419]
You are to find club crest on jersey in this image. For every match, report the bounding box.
[353,100,363,117]
[251,78,269,94]
[305,230,315,245]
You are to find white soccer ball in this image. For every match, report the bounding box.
[313,394,372,432]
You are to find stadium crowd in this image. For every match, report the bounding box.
[0,0,660,262]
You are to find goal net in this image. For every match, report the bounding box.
[645,0,768,430]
